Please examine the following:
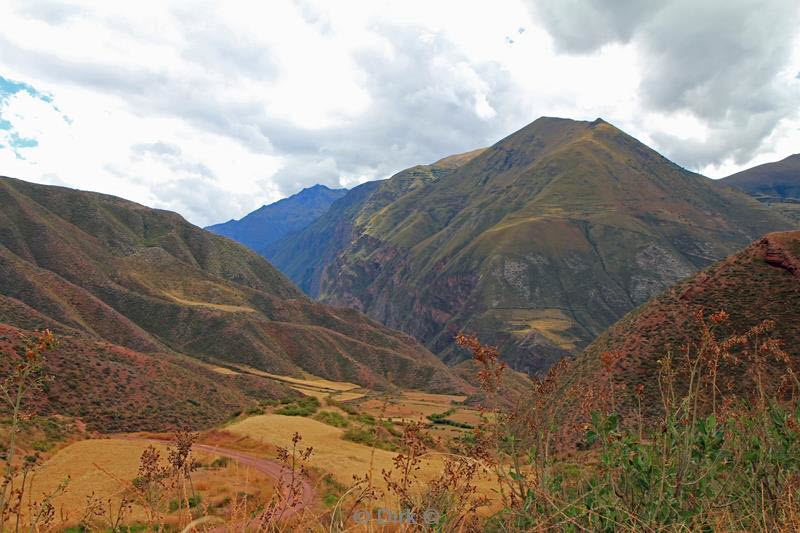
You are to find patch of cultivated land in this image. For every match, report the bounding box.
[359,390,480,424]
[225,414,497,507]
[24,375,495,528]
[226,364,368,400]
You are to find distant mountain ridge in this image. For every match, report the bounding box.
[265,117,795,373]
[0,176,471,430]
[722,154,800,222]
[205,184,348,252]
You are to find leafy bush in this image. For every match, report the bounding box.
[348,413,376,425]
[31,440,53,452]
[313,410,349,428]
[342,426,397,451]
[426,408,474,429]
[274,396,320,417]
[168,495,200,512]
[210,456,230,468]
[325,397,359,415]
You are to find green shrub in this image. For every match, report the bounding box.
[426,409,474,429]
[31,440,53,452]
[210,456,230,468]
[342,427,397,451]
[274,395,320,417]
[313,410,349,428]
[168,495,200,512]
[325,398,359,415]
[348,413,376,425]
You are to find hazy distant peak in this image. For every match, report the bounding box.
[205,182,349,251]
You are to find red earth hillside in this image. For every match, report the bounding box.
[574,231,800,415]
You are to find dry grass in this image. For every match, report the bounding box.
[360,391,474,425]
[165,293,256,313]
[228,415,402,486]
[209,365,240,376]
[22,438,275,527]
[498,308,577,350]
[229,366,360,391]
[226,414,497,509]
[288,387,365,401]
[329,391,365,401]
[23,439,171,523]
[401,391,467,404]
[264,374,360,392]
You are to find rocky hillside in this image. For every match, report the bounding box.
[206,184,348,252]
[0,176,471,431]
[576,231,800,415]
[266,117,795,373]
[0,320,292,432]
[722,154,800,222]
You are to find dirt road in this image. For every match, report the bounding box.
[123,437,316,520]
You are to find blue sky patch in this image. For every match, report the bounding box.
[0,75,65,159]
[9,132,38,149]
[0,75,53,103]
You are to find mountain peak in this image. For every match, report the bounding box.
[205,183,348,251]
[266,118,793,373]
[722,153,800,222]
[300,183,337,193]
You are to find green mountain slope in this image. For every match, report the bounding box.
[267,117,795,373]
[722,154,800,222]
[0,176,472,429]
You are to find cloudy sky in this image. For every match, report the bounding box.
[1,0,799,226]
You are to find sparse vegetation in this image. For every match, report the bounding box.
[325,397,359,415]
[209,456,230,469]
[342,426,397,451]
[0,330,68,532]
[313,410,349,428]
[457,310,800,531]
[274,396,320,416]
[427,408,475,429]
[5,305,800,532]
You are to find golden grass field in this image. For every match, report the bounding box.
[225,414,498,508]
[257,372,361,392]
[359,390,481,426]
[21,438,275,527]
[203,363,367,400]
[23,375,498,529]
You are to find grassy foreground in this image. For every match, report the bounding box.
[3,312,800,531]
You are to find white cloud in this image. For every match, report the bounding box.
[0,0,798,225]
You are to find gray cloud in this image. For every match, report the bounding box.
[7,1,795,226]
[259,25,530,195]
[131,141,182,157]
[130,141,215,179]
[16,0,83,25]
[2,2,532,212]
[171,6,279,81]
[527,0,800,168]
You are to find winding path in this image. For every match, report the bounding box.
[121,437,315,520]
